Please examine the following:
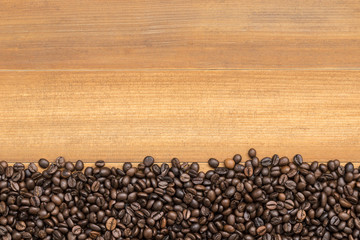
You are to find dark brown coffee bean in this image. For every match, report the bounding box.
[208,158,219,168]
[244,166,253,177]
[261,157,272,167]
[28,163,38,173]
[248,148,256,158]
[95,160,105,168]
[38,158,49,169]
[143,156,154,167]
[293,154,303,165]
[74,160,84,171]
[233,154,242,164]
[91,181,100,192]
[144,228,153,239]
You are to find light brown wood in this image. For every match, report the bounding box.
[1,0,360,70]
[1,70,359,166]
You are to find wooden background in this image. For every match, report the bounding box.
[0,0,359,169]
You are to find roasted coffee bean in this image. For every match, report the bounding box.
[208,158,219,168]
[95,160,105,168]
[55,156,66,168]
[261,157,272,167]
[143,156,155,167]
[28,163,38,173]
[244,166,253,177]
[266,201,277,210]
[106,217,117,231]
[72,226,82,235]
[248,148,256,158]
[38,158,49,169]
[233,154,242,164]
[293,154,303,165]
[74,160,84,171]
[180,173,191,182]
[224,158,235,169]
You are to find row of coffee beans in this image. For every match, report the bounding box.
[0,149,359,240]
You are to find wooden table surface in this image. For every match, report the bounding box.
[0,1,359,169]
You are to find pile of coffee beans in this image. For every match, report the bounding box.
[0,149,359,240]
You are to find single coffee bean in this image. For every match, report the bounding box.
[244,166,253,177]
[106,217,117,231]
[28,163,38,173]
[261,157,272,167]
[266,201,277,210]
[55,156,66,168]
[248,148,256,158]
[95,160,105,168]
[143,228,153,239]
[180,173,191,182]
[208,158,219,168]
[72,226,82,235]
[224,158,235,169]
[233,154,242,164]
[74,160,84,171]
[91,181,100,192]
[293,154,303,165]
[143,156,154,167]
[256,226,266,236]
[297,210,306,222]
[38,159,49,169]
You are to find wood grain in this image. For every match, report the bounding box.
[1,70,359,165]
[1,0,360,70]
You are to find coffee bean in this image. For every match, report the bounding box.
[233,154,242,164]
[143,156,154,167]
[28,163,38,173]
[293,154,303,165]
[55,156,66,168]
[284,180,296,190]
[74,160,84,171]
[266,201,277,210]
[144,228,153,239]
[72,226,82,235]
[261,157,272,167]
[248,148,256,158]
[208,158,219,168]
[256,226,266,236]
[38,159,49,169]
[297,209,306,222]
[244,166,253,177]
[339,198,352,208]
[91,181,100,192]
[95,160,105,168]
[15,221,26,231]
[179,173,190,182]
[106,217,117,231]
[224,158,235,169]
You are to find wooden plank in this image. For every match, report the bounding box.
[0,70,359,164]
[0,0,360,70]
